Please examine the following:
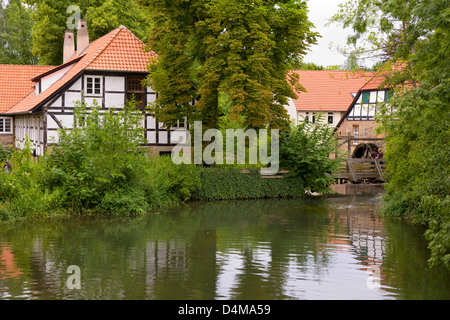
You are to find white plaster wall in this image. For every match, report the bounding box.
[65,91,83,108]
[51,96,62,108]
[147,131,156,144]
[147,93,157,104]
[147,116,156,129]
[51,114,74,129]
[41,64,74,93]
[158,131,168,144]
[105,76,124,92]
[47,116,60,130]
[84,97,102,108]
[105,93,124,108]
[47,130,59,144]
[296,110,342,127]
[69,78,82,91]
[285,98,298,125]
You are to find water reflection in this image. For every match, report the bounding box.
[0,195,449,300]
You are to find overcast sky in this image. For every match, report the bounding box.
[303,0,350,67]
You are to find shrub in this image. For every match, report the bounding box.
[279,115,343,193]
[194,167,304,200]
[0,138,46,221]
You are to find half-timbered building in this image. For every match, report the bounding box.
[0,20,189,156]
[288,70,377,127]
[335,70,392,158]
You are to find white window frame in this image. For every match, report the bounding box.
[171,117,187,130]
[0,117,13,134]
[84,76,103,96]
[328,112,334,125]
[353,126,359,145]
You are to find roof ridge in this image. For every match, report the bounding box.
[120,25,146,47]
[0,64,56,68]
[82,26,124,70]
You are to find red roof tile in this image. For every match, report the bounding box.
[360,61,408,91]
[0,65,55,113]
[291,70,377,112]
[5,26,156,114]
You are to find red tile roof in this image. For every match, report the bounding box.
[5,26,156,114]
[0,65,55,113]
[291,70,377,112]
[360,60,409,91]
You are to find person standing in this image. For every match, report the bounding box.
[3,161,12,172]
[370,149,379,160]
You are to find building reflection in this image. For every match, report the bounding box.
[2,196,448,300]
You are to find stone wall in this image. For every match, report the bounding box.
[0,134,14,148]
[337,119,386,157]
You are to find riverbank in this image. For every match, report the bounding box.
[330,183,385,195]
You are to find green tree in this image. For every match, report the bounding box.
[332,0,450,269]
[0,0,37,64]
[280,114,343,193]
[328,0,425,70]
[144,0,318,131]
[24,0,151,65]
[297,62,325,70]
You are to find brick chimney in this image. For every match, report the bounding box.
[63,30,75,64]
[77,19,89,56]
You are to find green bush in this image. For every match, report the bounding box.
[40,101,201,215]
[194,167,304,200]
[0,139,46,221]
[378,78,450,269]
[279,115,343,193]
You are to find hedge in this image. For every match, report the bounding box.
[193,167,305,200]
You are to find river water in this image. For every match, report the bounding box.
[1,193,449,300]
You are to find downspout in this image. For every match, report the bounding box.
[43,106,48,152]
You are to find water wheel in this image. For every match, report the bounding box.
[352,143,379,159]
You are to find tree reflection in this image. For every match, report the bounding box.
[0,196,450,299]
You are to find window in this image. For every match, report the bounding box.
[85,76,102,96]
[126,77,145,109]
[312,113,316,123]
[353,125,359,145]
[348,90,393,121]
[362,91,370,104]
[328,113,334,125]
[0,117,12,134]
[173,117,187,129]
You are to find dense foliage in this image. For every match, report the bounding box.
[195,167,305,201]
[0,0,37,64]
[21,0,151,65]
[332,0,450,269]
[0,100,343,221]
[143,0,318,130]
[378,79,450,269]
[0,102,200,221]
[280,115,343,193]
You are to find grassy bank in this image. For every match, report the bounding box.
[0,154,306,222]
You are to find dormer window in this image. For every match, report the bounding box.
[85,76,102,96]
